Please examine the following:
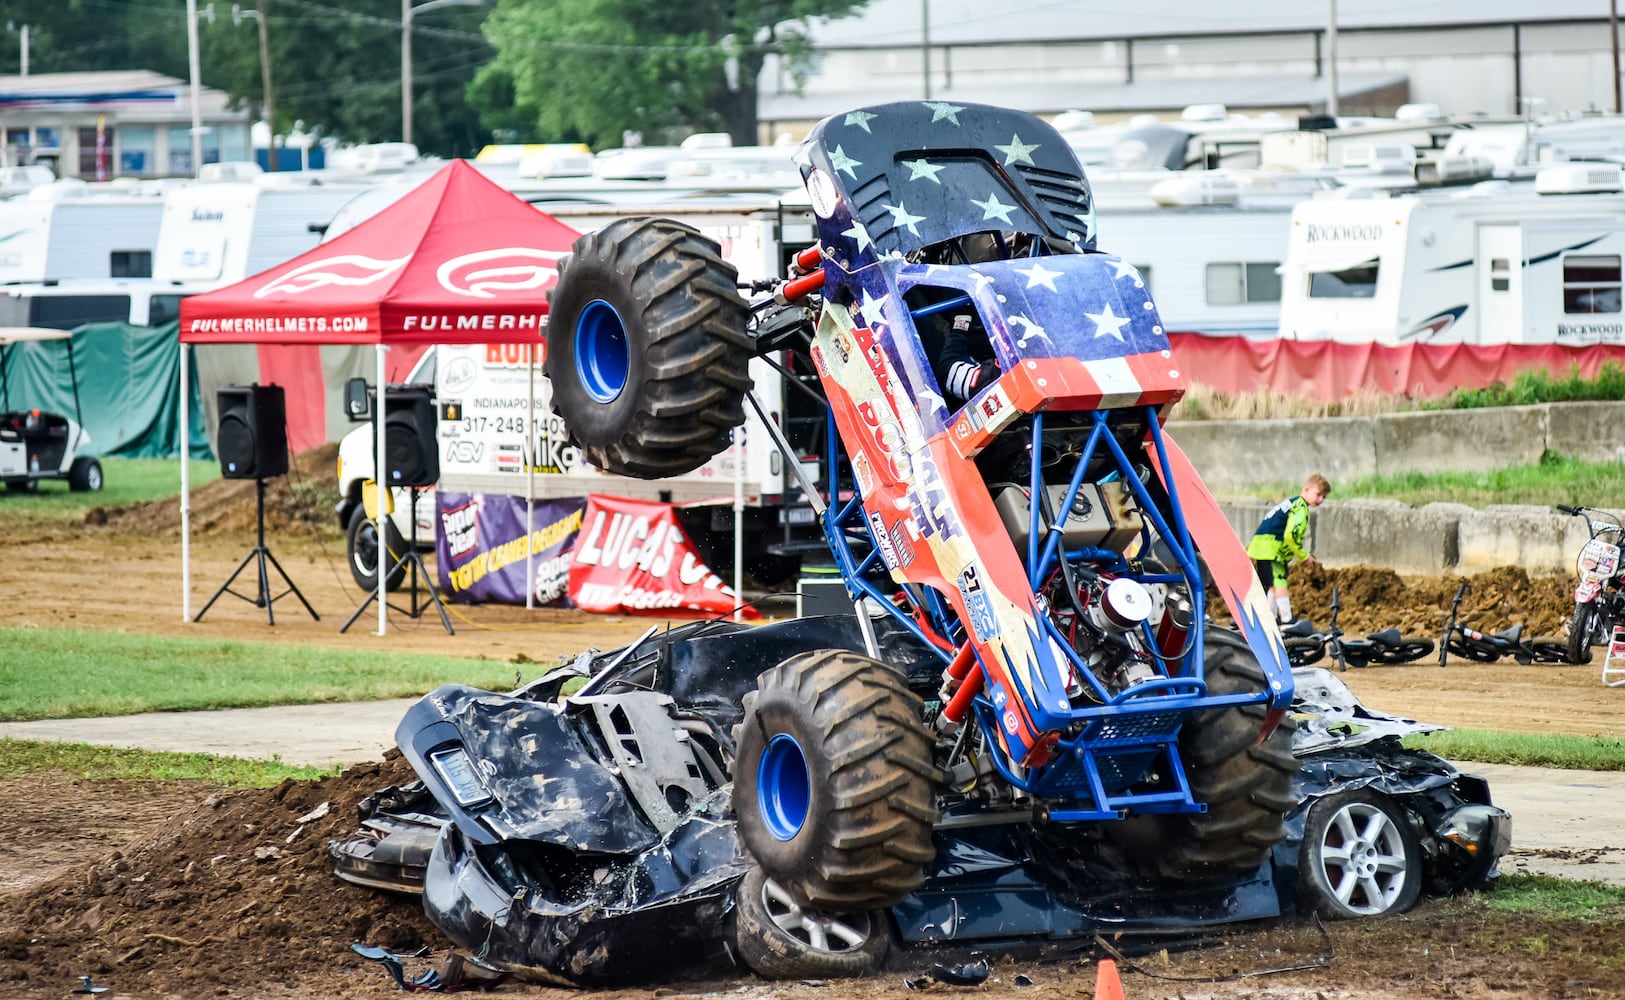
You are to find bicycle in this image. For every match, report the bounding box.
[1281,586,1435,671]
[1436,581,1569,666]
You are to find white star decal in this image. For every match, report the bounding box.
[1015,261,1063,291]
[922,101,965,125]
[842,221,873,253]
[903,158,946,183]
[973,191,1016,224]
[828,145,862,180]
[995,134,1040,167]
[858,288,890,327]
[883,201,926,236]
[1009,315,1050,349]
[1088,303,1131,341]
[844,110,878,133]
[1110,257,1142,284]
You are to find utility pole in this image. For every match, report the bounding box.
[1326,0,1339,117]
[187,0,204,176]
[921,0,931,100]
[256,0,274,148]
[1613,0,1621,114]
[402,0,413,145]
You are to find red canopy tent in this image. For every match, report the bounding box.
[177,159,582,632]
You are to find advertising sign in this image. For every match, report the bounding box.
[435,491,586,606]
[567,494,746,616]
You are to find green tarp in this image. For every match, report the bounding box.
[0,321,211,459]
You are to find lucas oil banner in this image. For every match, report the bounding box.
[568,495,748,617]
[435,492,587,605]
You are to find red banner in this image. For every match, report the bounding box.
[567,495,748,617]
[1167,333,1625,401]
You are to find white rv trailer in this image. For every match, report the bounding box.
[0,186,165,284]
[1277,163,1625,345]
[152,180,372,290]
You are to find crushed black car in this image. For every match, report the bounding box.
[330,615,1510,986]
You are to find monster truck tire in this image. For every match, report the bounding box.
[1567,602,1599,665]
[732,866,889,980]
[732,649,939,912]
[1115,627,1300,882]
[544,217,753,480]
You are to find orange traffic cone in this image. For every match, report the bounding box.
[1094,957,1126,1000]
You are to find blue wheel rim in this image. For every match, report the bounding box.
[575,299,630,403]
[757,733,811,841]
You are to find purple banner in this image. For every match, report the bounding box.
[435,492,587,605]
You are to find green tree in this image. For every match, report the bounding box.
[474,0,870,149]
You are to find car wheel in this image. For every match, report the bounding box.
[732,866,888,980]
[1297,789,1422,920]
[346,504,407,592]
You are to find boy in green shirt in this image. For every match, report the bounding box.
[1246,472,1330,625]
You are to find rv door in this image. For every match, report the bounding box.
[1477,224,1524,343]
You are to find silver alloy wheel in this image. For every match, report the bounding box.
[759,875,873,954]
[1314,798,1412,915]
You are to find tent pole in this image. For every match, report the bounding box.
[376,343,388,636]
[733,427,743,623]
[526,341,535,610]
[181,339,192,621]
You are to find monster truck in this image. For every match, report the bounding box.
[540,100,1298,912]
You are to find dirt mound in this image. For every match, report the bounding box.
[1287,563,1577,637]
[0,753,436,998]
[87,443,343,538]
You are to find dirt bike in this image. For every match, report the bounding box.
[1437,581,1569,665]
[1281,587,1434,670]
[1556,503,1625,665]
[540,100,1298,914]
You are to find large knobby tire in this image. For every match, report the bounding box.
[732,649,939,912]
[346,504,407,592]
[1296,789,1422,920]
[1567,602,1600,665]
[732,866,889,980]
[1116,627,1300,882]
[545,217,752,479]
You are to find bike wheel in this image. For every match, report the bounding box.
[1566,603,1599,665]
[1363,638,1436,666]
[1446,636,1501,663]
[1527,638,1572,664]
[1284,637,1326,667]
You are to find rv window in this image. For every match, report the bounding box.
[1564,254,1622,314]
[111,251,153,278]
[149,294,191,327]
[1308,262,1379,299]
[1491,258,1510,293]
[28,295,132,330]
[1204,262,1281,305]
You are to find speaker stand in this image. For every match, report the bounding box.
[340,487,454,635]
[195,478,319,625]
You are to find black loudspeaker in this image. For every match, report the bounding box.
[378,385,439,487]
[217,383,288,480]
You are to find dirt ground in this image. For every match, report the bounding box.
[3,461,1625,999]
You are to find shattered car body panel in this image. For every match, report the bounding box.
[331,620,1509,985]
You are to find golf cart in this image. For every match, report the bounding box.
[0,327,102,493]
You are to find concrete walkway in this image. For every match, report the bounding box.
[4,702,1623,884]
[0,699,418,769]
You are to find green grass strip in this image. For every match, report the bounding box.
[1485,873,1625,919]
[0,626,519,721]
[1251,452,1625,508]
[0,457,220,520]
[1405,728,1625,771]
[0,738,333,786]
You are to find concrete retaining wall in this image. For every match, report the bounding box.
[1172,401,1625,493]
[1187,401,1625,575]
